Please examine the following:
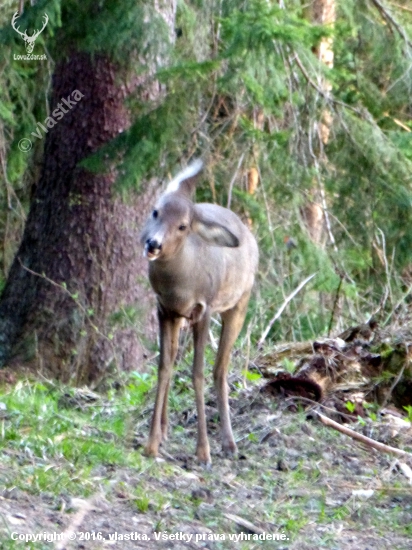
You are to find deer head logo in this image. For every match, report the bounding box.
[11,12,49,54]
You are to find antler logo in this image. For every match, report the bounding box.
[11,12,49,54]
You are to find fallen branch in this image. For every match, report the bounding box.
[224,513,265,535]
[284,396,357,424]
[317,412,412,459]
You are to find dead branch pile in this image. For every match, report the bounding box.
[257,319,412,423]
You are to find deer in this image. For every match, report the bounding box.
[141,159,259,466]
[11,12,49,54]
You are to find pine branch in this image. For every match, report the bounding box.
[290,52,361,115]
[369,0,412,49]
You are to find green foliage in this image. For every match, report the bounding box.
[220,0,329,53]
[2,0,412,344]
[282,358,296,374]
[124,372,154,405]
[242,370,261,383]
[58,0,172,64]
[0,377,155,497]
[80,97,192,189]
[345,400,356,413]
[403,405,412,423]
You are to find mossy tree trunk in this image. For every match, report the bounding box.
[0,51,160,382]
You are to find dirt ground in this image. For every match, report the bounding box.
[1,374,412,550]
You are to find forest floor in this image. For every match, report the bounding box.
[0,355,411,550]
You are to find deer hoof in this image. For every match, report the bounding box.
[196,447,212,468]
[197,458,212,470]
[222,442,238,459]
[143,443,159,458]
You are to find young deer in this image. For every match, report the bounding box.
[141,159,258,465]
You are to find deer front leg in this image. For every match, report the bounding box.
[214,291,251,457]
[192,310,212,466]
[145,308,181,458]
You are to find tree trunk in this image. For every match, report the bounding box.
[301,0,336,246]
[0,51,161,382]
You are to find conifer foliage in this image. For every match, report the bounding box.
[0,0,411,377]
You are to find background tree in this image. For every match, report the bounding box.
[0,0,177,381]
[0,0,411,380]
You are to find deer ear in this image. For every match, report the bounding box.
[166,159,203,196]
[192,212,240,248]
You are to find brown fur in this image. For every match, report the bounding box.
[141,160,258,465]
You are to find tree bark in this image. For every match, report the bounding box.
[0,51,161,382]
[300,0,336,246]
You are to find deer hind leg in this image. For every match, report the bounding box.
[192,309,212,466]
[214,291,251,457]
[145,309,181,458]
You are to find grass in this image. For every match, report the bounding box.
[0,377,147,499]
[0,368,412,549]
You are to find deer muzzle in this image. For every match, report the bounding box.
[144,238,162,260]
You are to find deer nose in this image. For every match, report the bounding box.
[147,238,162,252]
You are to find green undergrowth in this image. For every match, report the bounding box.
[0,374,154,498]
[0,372,412,549]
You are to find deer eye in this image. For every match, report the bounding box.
[152,210,158,219]
[178,224,187,231]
